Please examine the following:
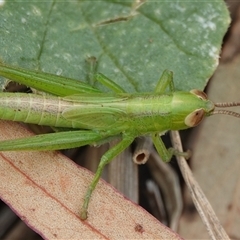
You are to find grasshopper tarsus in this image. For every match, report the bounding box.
[80,208,88,221]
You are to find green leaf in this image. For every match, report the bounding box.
[0,0,230,92]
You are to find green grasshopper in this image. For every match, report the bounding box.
[0,62,239,220]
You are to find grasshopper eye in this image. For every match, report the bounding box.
[190,89,208,100]
[185,109,205,127]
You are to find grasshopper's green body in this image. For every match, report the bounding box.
[0,62,235,219]
[0,91,214,134]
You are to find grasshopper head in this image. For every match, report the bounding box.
[184,89,240,123]
[171,89,215,130]
[185,89,215,127]
[171,89,240,130]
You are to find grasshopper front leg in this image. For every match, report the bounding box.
[154,69,175,94]
[80,134,134,220]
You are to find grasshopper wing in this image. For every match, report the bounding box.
[62,93,128,129]
[62,106,125,130]
[63,93,128,103]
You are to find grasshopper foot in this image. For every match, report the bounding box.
[80,207,88,220]
[168,147,192,160]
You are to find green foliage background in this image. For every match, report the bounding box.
[0,0,230,92]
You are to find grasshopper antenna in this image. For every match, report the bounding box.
[212,102,240,118]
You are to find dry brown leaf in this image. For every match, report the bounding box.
[0,121,183,239]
